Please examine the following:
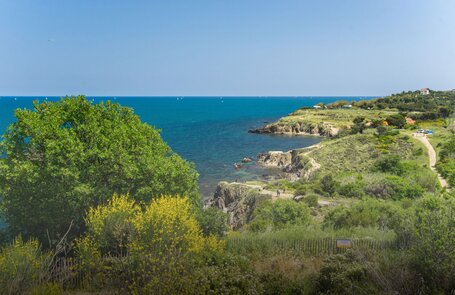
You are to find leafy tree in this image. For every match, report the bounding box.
[0,96,199,243]
[351,116,366,134]
[386,114,406,128]
[319,174,339,197]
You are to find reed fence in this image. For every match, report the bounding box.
[226,237,408,256]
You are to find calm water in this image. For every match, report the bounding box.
[0,96,374,196]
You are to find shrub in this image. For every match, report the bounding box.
[249,200,311,231]
[83,194,140,256]
[323,198,407,231]
[197,207,228,238]
[373,155,405,175]
[316,252,377,294]
[364,175,424,200]
[304,194,319,208]
[318,175,339,197]
[411,195,455,292]
[77,195,225,292]
[0,236,51,295]
[386,114,406,128]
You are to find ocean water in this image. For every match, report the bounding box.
[0,96,374,196]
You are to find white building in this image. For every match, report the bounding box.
[420,88,430,95]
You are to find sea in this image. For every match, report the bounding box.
[0,96,375,197]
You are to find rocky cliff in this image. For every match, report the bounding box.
[205,181,272,230]
[249,121,340,137]
[257,148,321,181]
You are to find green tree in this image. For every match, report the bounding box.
[319,174,339,197]
[385,114,406,128]
[351,116,366,134]
[0,96,199,243]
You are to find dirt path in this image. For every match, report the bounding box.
[413,134,449,188]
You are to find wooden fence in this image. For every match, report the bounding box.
[44,238,409,289]
[226,237,408,256]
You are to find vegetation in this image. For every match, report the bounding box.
[437,136,455,186]
[0,96,199,243]
[0,92,453,293]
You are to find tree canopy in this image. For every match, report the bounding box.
[0,96,199,243]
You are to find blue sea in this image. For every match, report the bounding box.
[0,96,375,196]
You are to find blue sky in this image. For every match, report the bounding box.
[0,0,454,96]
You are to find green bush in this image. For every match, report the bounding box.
[386,114,406,128]
[411,195,455,292]
[318,175,339,197]
[323,198,407,231]
[197,207,228,238]
[0,236,51,295]
[316,252,377,294]
[304,194,319,208]
[373,155,405,175]
[364,175,424,200]
[249,200,311,232]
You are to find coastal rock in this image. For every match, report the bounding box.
[241,157,253,163]
[249,122,340,137]
[257,148,321,181]
[205,181,272,230]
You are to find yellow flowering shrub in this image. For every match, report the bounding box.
[77,194,227,292]
[83,194,140,256]
[130,195,205,255]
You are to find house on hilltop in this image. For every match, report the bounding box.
[420,88,430,95]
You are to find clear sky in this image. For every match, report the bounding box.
[1,0,454,96]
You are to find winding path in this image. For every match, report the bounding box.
[413,134,449,189]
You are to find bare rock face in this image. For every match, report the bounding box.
[257,151,293,168]
[257,149,320,181]
[205,182,272,230]
[250,122,340,137]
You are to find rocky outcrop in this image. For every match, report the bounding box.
[205,182,272,230]
[249,121,340,137]
[257,148,321,181]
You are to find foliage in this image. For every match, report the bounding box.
[323,198,408,231]
[351,116,366,134]
[83,194,140,256]
[0,236,52,295]
[316,251,376,294]
[77,195,226,292]
[196,207,228,238]
[386,114,407,128]
[363,175,424,200]
[410,195,455,292]
[0,96,199,243]
[31,283,63,295]
[304,194,319,208]
[436,136,455,186]
[373,154,405,175]
[318,175,339,197]
[249,200,311,232]
[355,90,455,116]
